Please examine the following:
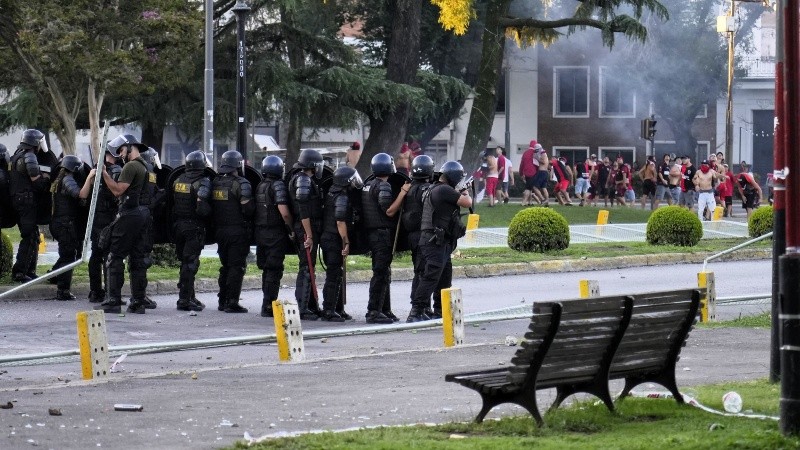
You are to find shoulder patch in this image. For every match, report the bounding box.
[148,173,157,183]
[174,182,190,194]
[213,189,228,201]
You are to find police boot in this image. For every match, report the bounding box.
[260,302,274,318]
[126,300,147,315]
[406,308,430,323]
[87,290,105,303]
[190,297,206,311]
[300,310,320,321]
[56,289,76,301]
[224,301,248,313]
[12,272,32,283]
[336,309,353,321]
[426,308,443,320]
[177,298,203,312]
[143,295,158,310]
[95,298,123,314]
[320,310,345,322]
[365,311,393,324]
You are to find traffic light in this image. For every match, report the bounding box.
[640,117,657,140]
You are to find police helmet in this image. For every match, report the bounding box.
[61,155,83,173]
[0,143,7,166]
[410,155,434,180]
[370,152,396,177]
[333,166,363,189]
[261,155,285,179]
[142,147,162,169]
[21,129,48,152]
[219,150,243,174]
[185,150,206,171]
[107,134,146,156]
[295,149,323,178]
[440,160,465,188]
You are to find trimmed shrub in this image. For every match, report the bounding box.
[646,206,703,246]
[749,205,774,238]
[507,207,570,252]
[151,243,180,268]
[0,231,12,279]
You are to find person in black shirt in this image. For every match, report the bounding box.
[679,155,697,211]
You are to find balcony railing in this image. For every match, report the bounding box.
[739,56,776,78]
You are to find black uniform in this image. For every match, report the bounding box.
[402,179,429,309]
[320,184,353,316]
[254,176,291,316]
[361,177,396,319]
[212,173,254,312]
[288,170,323,317]
[172,169,212,309]
[9,146,50,280]
[99,157,151,314]
[0,154,10,228]
[49,169,84,296]
[411,182,464,312]
[88,161,121,301]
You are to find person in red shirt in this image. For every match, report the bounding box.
[518,139,542,206]
[718,164,735,218]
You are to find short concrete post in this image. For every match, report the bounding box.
[697,271,716,322]
[597,210,609,225]
[441,288,464,347]
[579,280,600,298]
[272,299,305,362]
[466,214,480,231]
[76,310,109,380]
[712,205,724,221]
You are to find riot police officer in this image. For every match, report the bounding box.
[135,146,163,310]
[409,161,472,321]
[288,149,324,320]
[0,144,10,229]
[9,129,51,282]
[95,135,152,314]
[50,155,96,300]
[171,150,212,312]
[254,155,293,318]
[361,153,409,324]
[87,148,122,302]
[320,166,363,322]
[402,155,435,322]
[212,150,254,313]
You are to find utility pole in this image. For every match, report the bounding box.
[232,1,251,163]
[725,0,736,165]
[771,0,786,385]
[504,66,511,156]
[203,0,214,165]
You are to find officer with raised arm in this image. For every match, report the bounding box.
[254,155,294,318]
[87,148,122,302]
[212,150,254,313]
[171,150,213,312]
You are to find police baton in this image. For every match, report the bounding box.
[305,244,320,309]
[340,254,347,307]
[392,205,403,254]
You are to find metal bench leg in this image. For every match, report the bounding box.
[551,386,573,410]
[475,393,501,423]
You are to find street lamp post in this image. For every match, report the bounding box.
[725,0,736,165]
[203,0,214,164]
[232,1,251,163]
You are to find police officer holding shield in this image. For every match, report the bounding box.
[171,150,212,312]
[0,144,10,229]
[361,153,409,324]
[95,135,152,314]
[212,150,254,313]
[9,129,51,282]
[320,166,362,322]
[254,155,294,318]
[402,155,437,322]
[87,149,122,302]
[410,161,471,319]
[135,147,163,310]
[49,155,96,300]
[288,149,325,320]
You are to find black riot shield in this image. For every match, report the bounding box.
[150,164,174,245]
[243,165,263,246]
[165,165,218,245]
[35,150,59,226]
[360,171,412,253]
[0,164,15,228]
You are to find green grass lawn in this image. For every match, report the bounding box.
[472,203,653,227]
[229,379,796,449]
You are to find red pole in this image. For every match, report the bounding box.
[785,0,800,250]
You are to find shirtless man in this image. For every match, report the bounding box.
[638,156,657,209]
[532,147,550,206]
[485,150,499,206]
[346,141,362,168]
[395,142,411,176]
[668,158,683,206]
[692,159,725,222]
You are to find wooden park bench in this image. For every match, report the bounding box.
[445,295,633,425]
[445,288,702,425]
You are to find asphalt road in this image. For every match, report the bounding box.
[0,260,774,449]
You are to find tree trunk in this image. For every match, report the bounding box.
[87,81,105,161]
[460,0,511,172]
[282,6,305,165]
[141,120,165,152]
[359,0,421,175]
[43,77,80,155]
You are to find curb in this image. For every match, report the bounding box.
[0,249,771,301]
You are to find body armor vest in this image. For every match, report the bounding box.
[254,179,284,228]
[401,181,429,233]
[139,161,157,207]
[361,178,394,230]
[323,186,350,235]
[212,175,246,227]
[288,172,323,224]
[10,151,35,195]
[420,183,457,235]
[173,172,206,221]
[96,163,121,215]
[52,173,81,219]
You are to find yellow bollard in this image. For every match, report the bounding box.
[76,310,109,380]
[712,206,724,221]
[273,299,305,362]
[697,271,716,323]
[38,233,46,254]
[579,280,600,298]
[597,210,609,225]
[441,288,464,348]
[466,214,480,231]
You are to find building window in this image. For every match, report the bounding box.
[554,67,589,117]
[599,67,635,118]
[599,147,636,166]
[553,147,589,168]
[695,104,708,119]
